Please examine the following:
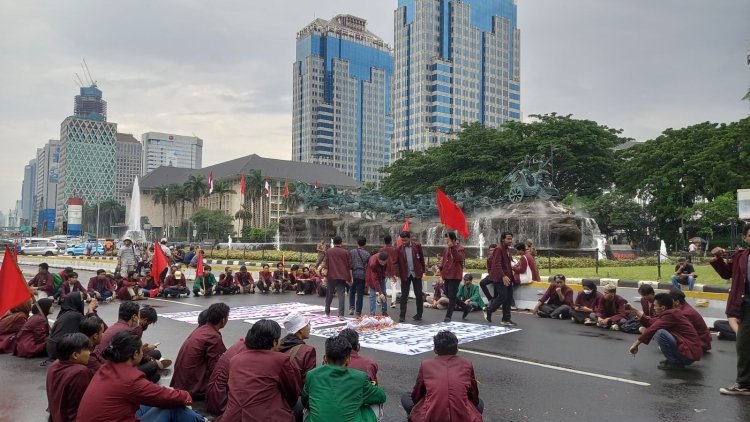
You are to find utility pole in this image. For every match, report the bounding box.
[95,194,101,240]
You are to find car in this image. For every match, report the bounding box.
[65,242,105,256]
[21,241,59,256]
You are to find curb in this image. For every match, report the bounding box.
[534,278,728,300]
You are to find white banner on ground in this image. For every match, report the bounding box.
[245,313,348,329]
[160,302,329,324]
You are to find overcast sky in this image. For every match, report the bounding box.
[1,0,748,215]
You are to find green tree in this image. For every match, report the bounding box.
[191,208,234,241]
[211,181,236,210]
[152,185,169,232]
[183,174,208,210]
[234,204,253,233]
[587,190,654,247]
[283,181,301,212]
[98,199,125,236]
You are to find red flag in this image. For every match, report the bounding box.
[396,215,410,247]
[283,180,289,199]
[240,175,246,195]
[435,187,469,239]
[0,246,33,316]
[195,249,204,279]
[264,178,270,197]
[208,172,214,194]
[152,241,168,284]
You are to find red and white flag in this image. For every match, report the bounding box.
[283,179,289,199]
[264,178,270,197]
[240,175,246,195]
[208,172,214,194]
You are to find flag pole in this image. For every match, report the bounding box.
[8,247,47,323]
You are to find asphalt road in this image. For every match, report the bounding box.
[2,266,749,422]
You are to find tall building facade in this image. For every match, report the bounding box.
[393,0,520,154]
[34,140,60,233]
[141,132,203,175]
[20,159,37,229]
[293,14,394,182]
[55,85,118,232]
[115,133,143,204]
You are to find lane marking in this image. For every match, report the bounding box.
[459,348,650,386]
[148,298,204,308]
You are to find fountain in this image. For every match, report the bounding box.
[659,240,669,262]
[228,235,233,250]
[275,227,281,251]
[478,233,486,258]
[125,177,146,243]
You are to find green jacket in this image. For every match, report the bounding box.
[302,364,386,422]
[457,283,484,308]
[193,273,217,290]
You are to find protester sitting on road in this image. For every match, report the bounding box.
[568,280,602,324]
[638,284,656,317]
[138,268,162,298]
[628,293,704,370]
[189,249,202,268]
[182,246,196,268]
[297,267,316,295]
[47,293,97,360]
[671,257,697,291]
[216,266,237,295]
[594,284,628,330]
[219,319,301,422]
[59,271,86,304]
[257,264,273,294]
[401,331,483,422]
[193,265,217,297]
[273,262,289,293]
[669,289,712,352]
[533,274,574,319]
[46,332,92,422]
[163,271,190,298]
[79,315,106,373]
[620,284,658,334]
[338,328,379,384]
[171,303,229,399]
[302,335,386,422]
[13,298,53,358]
[77,331,203,422]
[28,262,55,299]
[285,264,300,292]
[87,269,115,303]
[714,320,737,341]
[424,277,447,310]
[234,265,255,294]
[457,274,484,320]
[0,300,32,354]
[118,271,146,301]
[280,313,317,381]
[206,337,245,416]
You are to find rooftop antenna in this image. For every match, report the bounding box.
[82,58,96,86]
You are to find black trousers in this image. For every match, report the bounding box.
[737,303,750,386]
[325,279,347,317]
[400,275,424,318]
[479,276,496,302]
[443,279,466,320]
[487,282,514,321]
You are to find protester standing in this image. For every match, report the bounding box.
[397,231,426,322]
[349,237,370,317]
[439,232,467,323]
[485,232,517,326]
[324,236,352,320]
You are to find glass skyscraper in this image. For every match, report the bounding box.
[293,14,393,182]
[393,0,520,154]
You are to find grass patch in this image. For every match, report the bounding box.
[535,265,729,286]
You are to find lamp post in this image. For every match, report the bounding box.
[95,194,101,240]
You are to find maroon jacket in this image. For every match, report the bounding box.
[711,248,750,318]
[77,361,191,422]
[87,276,115,295]
[638,308,704,362]
[207,338,245,415]
[86,348,105,374]
[365,254,387,292]
[680,303,712,351]
[218,273,233,287]
[13,313,49,357]
[324,246,352,282]
[397,241,426,281]
[489,245,513,283]
[595,295,628,322]
[409,355,481,422]
[640,297,655,317]
[538,284,574,307]
[258,270,274,285]
[349,350,379,384]
[46,360,91,422]
[95,320,134,355]
[575,291,602,310]
[379,244,399,278]
[234,271,255,286]
[218,349,301,422]
[171,324,227,397]
[513,252,540,282]
[59,281,86,302]
[439,245,465,280]
[0,314,28,353]
[163,275,187,289]
[280,337,317,380]
[29,272,54,295]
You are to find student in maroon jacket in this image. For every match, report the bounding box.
[0,300,32,353]
[58,272,86,304]
[479,244,497,302]
[366,252,390,316]
[439,232,468,323]
[163,271,190,297]
[217,266,239,295]
[28,262,54,298]
[79,315,106,373]
[257,264,274,293]
[710,227,750,395]
[569,279,602,324]
[235,265,256,294]
[397,231,426,322]
[485,232,517,325]
[595,284,628,330]
[171,302,229,398]
[206,338,245,415]
[670,289,711,352]
[77,331,201,422]
[87,269,115,303]
[280,312,317,380]
[629,293,704,370]
[46,333,92,422]
[13,298,53,357]
[638,284,656,317]
[339,328,379,384]
[402,331,483,422]
[379,235,400,309]
[324,236,353,319]
[218,319,301,422]
[512,242,540,283]
[533,274,574,319]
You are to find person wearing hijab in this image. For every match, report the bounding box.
[14,298,54,357]
[46,292,97,360]
[0,300,33,353]
[569,279,603,324]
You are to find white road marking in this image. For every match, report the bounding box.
[149,298,204,308]
[459,349,651,386]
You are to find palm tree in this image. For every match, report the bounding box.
[152,185,169,234]
[212,181,236,210]
[183,174,209,210]
[167,184,183,235]
[98,199,125,236]
[234,203,253,234]
[242,169,264,225]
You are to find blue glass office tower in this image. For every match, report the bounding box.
[393,0,520,154]
[293,15,394,182]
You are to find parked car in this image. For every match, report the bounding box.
[21,241,59,256]
[65,242,105,256]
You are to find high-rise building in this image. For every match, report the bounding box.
[0,211,7,227]
[34,140,60,233]
[55,85,118,233]
[292,14,394,182]
[393,0,520,154]
[115,133,143,204]
[74,85,107,122]
[141,132,203,175]
[20,159,37,229]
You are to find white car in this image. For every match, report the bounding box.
[21,241,59,256]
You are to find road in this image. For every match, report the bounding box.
[1,265,748,421]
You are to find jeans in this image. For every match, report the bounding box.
[539,303,571,319]
[88,290,112,301]
[443,279,466,320]
[349,278,366,314]
[401,392,483,415]
[325,279,347,317]
[655,329,694,366]
[164,287,189,298]
[368,279,388,315]
[136,405,206,422]
[671,275,696,291]
[399,275,424,318]
[487,282,514,321]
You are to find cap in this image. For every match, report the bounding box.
[283,312,310,335]
[174,271,183,279]
[553,274,566,281]
[123,236,132,242]
[462,273,473,281]
[160,238,168,244]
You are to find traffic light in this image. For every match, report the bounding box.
[62,221,68,233]
[31,227,37,236]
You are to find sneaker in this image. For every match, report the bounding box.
[657,360,685,370]
[412,315,422,321]
[390,303,396,309]
[349,307,355,316]
[720,384,750,395]
[611,324,620,331]
[501,320,518,326]
[462,308,470,321]
[638,326,646,334]
[398,317,406,323]
[483,309,492,323]
[570,317,576,322]
[510,306,518,311]
[558,314,565,320]
[443,317,451,323]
